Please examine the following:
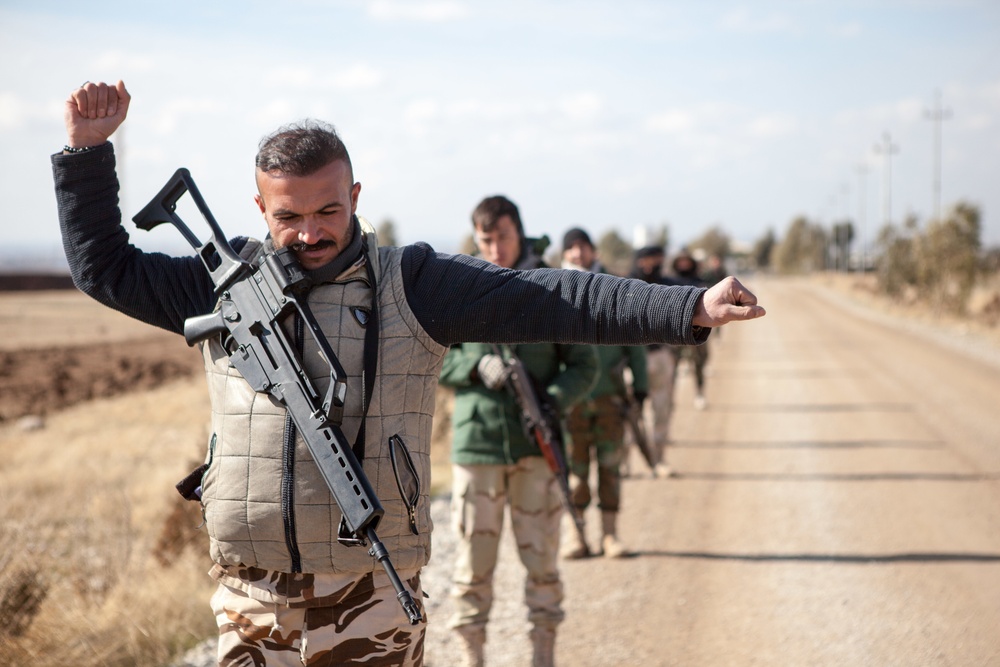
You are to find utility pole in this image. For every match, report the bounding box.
[839,181,850,272]
[924,89,951,222]
[855,163,869,272]
[873,131,899,228]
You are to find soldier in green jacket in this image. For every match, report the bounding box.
[439,197,599,667]
[560,227,648,559]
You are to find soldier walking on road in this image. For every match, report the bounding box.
[630,245,680,477]
[669,250,712,411]
[439,200,599,667]
[560,228,648,559]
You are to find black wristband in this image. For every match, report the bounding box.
[63,145,97,154]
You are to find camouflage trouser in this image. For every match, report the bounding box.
[677,342,710,392]
[565,394,626,512]
[212,570,426,666]
[448,457,565,632]
[644,346,678,461]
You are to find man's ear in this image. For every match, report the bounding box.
[350,181,362,214]
[254,193,266,215]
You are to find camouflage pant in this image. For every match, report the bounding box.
[448,457,565,632]
[565,394,626,512]
[212,570,426,666]
[644,346,677,460]
[677,341,710,393]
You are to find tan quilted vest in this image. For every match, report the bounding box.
[199,237,447,575]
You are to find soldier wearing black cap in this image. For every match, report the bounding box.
[630,245,680,477]
[560,227,604,273]
[560,228,647,558]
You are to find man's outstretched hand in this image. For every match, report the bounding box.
[693,276,766,327]
[64,80,130,150]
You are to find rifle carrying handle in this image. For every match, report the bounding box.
[133,168,250,294]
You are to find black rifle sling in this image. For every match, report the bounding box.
[285,246,378,464]
[352,243,380,461]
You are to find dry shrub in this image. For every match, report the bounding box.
[0,377,217,666]
[0,568,47,639]
[155,489,208,567]
[875,204,983,315]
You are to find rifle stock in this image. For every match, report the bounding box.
[134,168,422,624]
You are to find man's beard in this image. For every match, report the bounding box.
[639,266,662,282]
[289,239,336,253]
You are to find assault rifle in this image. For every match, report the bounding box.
[133,168,422,625]
[492,346,590,557]
[608,357,657,477]
[619,391,657,475]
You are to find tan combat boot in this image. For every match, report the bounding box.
[530,626,556,667]
[455,625,485,667]
[560,511,590,559]
[601,510,629,558]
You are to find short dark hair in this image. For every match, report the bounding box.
[562,227,593,251]
[634,245,665,260]
[255,119,353,181]
[471,195,524,237]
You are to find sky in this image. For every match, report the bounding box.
[2,0,998,268]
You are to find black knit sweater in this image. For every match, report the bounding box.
[52,143,708,349]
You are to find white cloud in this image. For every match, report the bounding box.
[247,99,300,129]
[260,64,384,90]
[329,63,385,89]
[0,92,26,129]
[746,113,798,138]
[946,80,1000,130]
[367,0,470,22]
[149,98,228,135]
[645,109,696,134]
[558,92,604,122]
[831,21,863,38]
[0,92,64,131]
[834,96,929,128]
[719,8,796,34]
[403,98,441,123]
[261,67,316,88]
[93,50,156,73]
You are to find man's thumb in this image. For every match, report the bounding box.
[116,80,131,113]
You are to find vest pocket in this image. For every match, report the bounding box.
[389,434,420,535]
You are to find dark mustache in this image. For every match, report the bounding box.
[290,239,335,253]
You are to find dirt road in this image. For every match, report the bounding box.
[18,281,996,666]
[422,277,1000,666]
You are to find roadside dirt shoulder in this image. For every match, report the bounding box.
[0,291,203,423]
[808,272,1000,369]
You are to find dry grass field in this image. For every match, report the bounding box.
[0,289,455,666]
[0,291,215,664]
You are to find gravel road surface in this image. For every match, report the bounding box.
[176,276,1000,666]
